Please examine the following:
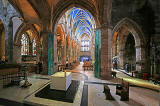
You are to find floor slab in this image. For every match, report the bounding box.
[24,81,84,106]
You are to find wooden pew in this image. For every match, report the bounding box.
[103,84,114,100]
[0,64,25,88]
[116,79,129,101]
[149,74,160,85]
[83,61,94,71]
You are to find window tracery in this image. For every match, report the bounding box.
[21,34,29,55]
[32,38,36,56]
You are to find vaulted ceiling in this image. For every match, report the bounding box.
[70,7,95,39]
[8,0,101,31]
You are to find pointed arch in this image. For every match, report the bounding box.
[52,0,100,32]
[112,18,146,72]
[113,18,146,47]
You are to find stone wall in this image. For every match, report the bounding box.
[111,0,155,36]
[111,0,160,74]
[0,1,20,63]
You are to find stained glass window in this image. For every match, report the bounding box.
[21,34,29,55]
[32,38,36,56]
[81,40,89,51]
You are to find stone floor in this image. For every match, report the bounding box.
[0,77,50,104]
[0,62,159,106]
[113,69,160,91]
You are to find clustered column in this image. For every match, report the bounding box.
[41,31,49,74]
[100,25,112,80]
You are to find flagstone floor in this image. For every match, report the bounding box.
[0,62,159,106]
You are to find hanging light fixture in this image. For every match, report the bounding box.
[2,0,8,17]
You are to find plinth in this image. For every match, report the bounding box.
[50,72,72,91]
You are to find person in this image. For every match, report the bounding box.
[113,59,117,69]
[66,61,68,68]
[125,63,130,73]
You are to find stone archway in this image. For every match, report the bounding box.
[0,20,5,61]
[112,18,146,72]
[52,3,100,74]
[52,0,100,31]
[13,23,40,63]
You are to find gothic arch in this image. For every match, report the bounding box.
[13,22,40,63]
[14,23,40,45]
[112,18,146,72]
[52,0,100,32]
[113,18,146,47]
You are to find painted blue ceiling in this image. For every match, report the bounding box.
[70,7,93,38]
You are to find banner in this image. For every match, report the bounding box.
[48,33,54,75]
[94,29,101,78]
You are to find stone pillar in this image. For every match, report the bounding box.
[73,47,75,61]
[68,46,71,64]
[119,49,124,69]
[5,23,13,63]
[36,44,40,63]
[70,42,73,63]
[13,44,21,63]
[61,45,66,65]
[100,25,112,80]
[76,46,78,61]
[135,45,145,72]
[41,31,49,74]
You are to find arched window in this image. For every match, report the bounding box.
[21,34,29,55]
[32,38,36,56]
[81,40,89,51]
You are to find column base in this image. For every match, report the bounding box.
[41,69,48,75]
[100,68,112,80]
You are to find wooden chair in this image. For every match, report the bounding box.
[150,74,160,85]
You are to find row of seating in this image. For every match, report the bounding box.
[149,74,160,85]
[0,64,26,88]
[58,61,80,71]
[69,61,80,69]
[103,79,129,101]
[83,61,94,71]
